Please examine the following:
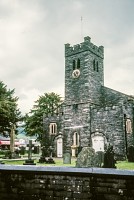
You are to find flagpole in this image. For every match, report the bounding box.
[81,16,83,39]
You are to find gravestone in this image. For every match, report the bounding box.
[63,152,71,164]
[47,146,55,164]
[76,147,98,167]
[95,151,104,167]
[127,146,134,162]
[103,145,116,168]
[23,140,36,165]
[38,146,48,163]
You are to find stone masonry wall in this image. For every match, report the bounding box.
[0,165,134,200]
[63,102,91,153]
[65,37,104,105]
[99,86,134,158]
[91,105,125,158]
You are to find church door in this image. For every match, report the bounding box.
[57,137,63,157]
[92,135,105,152]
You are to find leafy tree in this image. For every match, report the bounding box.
[24,92,63,142]
[0,81,22,136]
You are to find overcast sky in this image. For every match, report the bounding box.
[0,0,134,114]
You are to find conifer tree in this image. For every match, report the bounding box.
[0,81,22,136]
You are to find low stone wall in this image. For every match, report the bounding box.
[0,165,134,199]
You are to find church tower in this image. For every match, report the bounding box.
[64,36,104,105]
[63,37,104,156]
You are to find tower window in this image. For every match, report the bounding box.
[96,61,99,72]
[93,59,95,71]
[73,59,81,70]
[77,58,80,69]
[49,123,57,135]
[73,60,76,70]
[93,60,99,72]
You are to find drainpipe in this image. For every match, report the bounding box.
[133,105,134,145]
[89,104,92,146]
[124,114,128,158]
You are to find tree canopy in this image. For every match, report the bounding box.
[0,81,22,135]
[24,92,63,141]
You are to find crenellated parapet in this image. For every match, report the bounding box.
[65,36,104,58]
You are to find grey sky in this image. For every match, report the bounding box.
[0,0,134,114]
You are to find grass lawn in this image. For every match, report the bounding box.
[2,158,134,170]
[2,157,77,167]
[116,160,134,170]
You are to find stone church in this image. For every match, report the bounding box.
[43,36,134,160]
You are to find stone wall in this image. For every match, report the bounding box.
[0,165,134,200]
[91,105,125,158]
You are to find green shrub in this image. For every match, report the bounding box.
[4,150,12,158]
[0,150,7,155]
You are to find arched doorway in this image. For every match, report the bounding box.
[57,135,63,157]
[91,131,105,152]
[71,132,79,157]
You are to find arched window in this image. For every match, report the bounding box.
[96,61,99,72]
[77,58,80,69]
[93,60,99,72]
[126,119,132,134]
[49,123,57,135]
[73,59,81,70]
[93,59,95,71]
[73,60,76,70]
[73,132,79,146]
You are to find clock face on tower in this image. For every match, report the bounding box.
[72,69,80,78]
